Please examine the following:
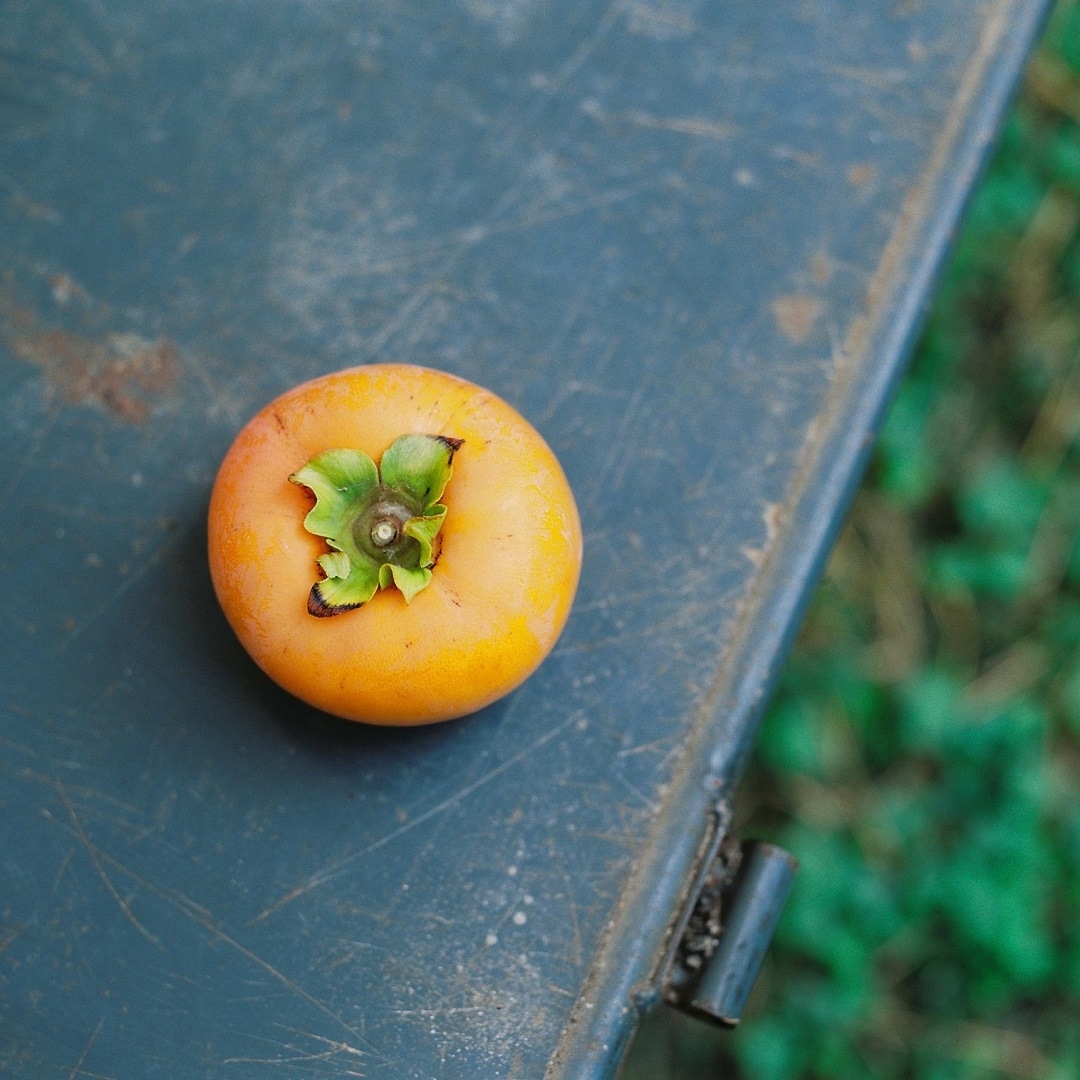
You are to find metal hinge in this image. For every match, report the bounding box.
[664,830,797,1027]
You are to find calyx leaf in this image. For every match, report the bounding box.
[380,434,463,508]
[289,433,461,617]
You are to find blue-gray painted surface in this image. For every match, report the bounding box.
[0,2,1048,1076]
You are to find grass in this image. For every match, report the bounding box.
[621,2,1080,1076]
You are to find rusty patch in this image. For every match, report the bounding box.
[762,501,785,544]
[907,39,929,63]
[740,545,765,568]
[771,294,822,344]
[48,273,91,306]
[810,251,833,286]
[11,193,60,223]
[2,276,180,425]
[847,161,877,187]
[11,327,179,424]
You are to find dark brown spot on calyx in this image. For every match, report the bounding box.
[437,435,464,457]
[307,584,361,618]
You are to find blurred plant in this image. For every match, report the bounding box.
[622,1,1080,1076]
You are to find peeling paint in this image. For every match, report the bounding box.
[810,251,834,286]
[1,277,180,424]
[847,161,878,187]
[771,294,822,344]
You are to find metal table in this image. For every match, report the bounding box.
[1,2,1049,1076]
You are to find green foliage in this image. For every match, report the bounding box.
[623,2,1080,1076]
[731,4,1080,1074]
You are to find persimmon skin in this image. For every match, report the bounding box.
[208,364,582,726]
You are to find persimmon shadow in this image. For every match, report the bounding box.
[171,515,502,760]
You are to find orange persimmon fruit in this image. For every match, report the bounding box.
[207,363,582,725]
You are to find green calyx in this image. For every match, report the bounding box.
[289,433,463,617]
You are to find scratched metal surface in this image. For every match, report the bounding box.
[0,1,1048,1077]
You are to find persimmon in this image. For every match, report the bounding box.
[207,364,582,726]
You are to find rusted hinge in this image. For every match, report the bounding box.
[664,831,797,1026]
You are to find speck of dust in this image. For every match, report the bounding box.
[485,932,498,947]
[512,912,527,926]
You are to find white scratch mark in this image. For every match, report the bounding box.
[364,281,440,360]
[823,63,912,90]
[625,1,697,39]
[52,846,76,892]
[251,711,582,923]
[624,111,737,140]
[56,784,159,946]
[532,346,623,429]
[462,0,542,46]
[584,383,647,508]
[61,543,170,646]
[0,409,60,507]
[581,100,737,141]
[612,771,654,808]
[68,1020,103,1079]
[223,1025,367,1074]
[123,870,375,1059]
[559,866,585,968]
[395,1005,490,1020]
[46,796,376,1060]
[762,501,784,545]
[532,0,625,101]
[397,181,654,276]
[615,733,678,758]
